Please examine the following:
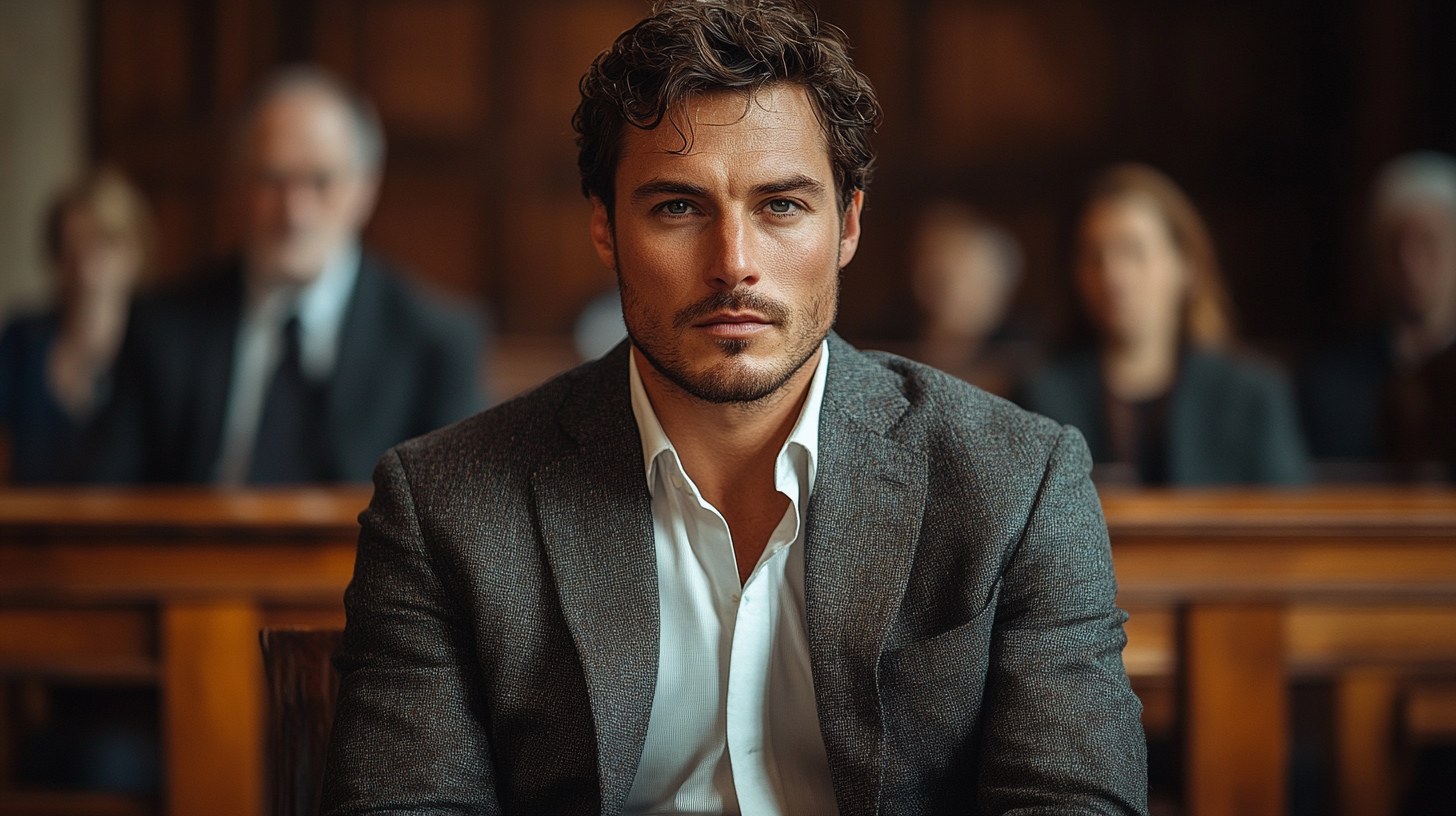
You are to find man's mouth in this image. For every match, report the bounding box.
[695,311,775,338]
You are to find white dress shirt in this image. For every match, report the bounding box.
[623,340,839,816]
[213,244,361,484]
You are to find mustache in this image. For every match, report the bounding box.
[672,290,793,331]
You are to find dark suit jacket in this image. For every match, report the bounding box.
[87,252,485,483]
[322,335,1147,815]
[1297,332,1392,460]
[1018,347,1309,485]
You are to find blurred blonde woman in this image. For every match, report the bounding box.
[0,167,153,481]
[1017,163,1307,484]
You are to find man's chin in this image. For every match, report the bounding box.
[248,250,329,286]
[645,341,818,404]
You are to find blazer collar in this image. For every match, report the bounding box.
[806,334,925,816]
[534,342,659,816]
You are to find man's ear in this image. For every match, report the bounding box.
[352,171,383,233]
[589,196,616,271]
[838,189,865,268]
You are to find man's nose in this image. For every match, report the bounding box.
[280,180,318,226]
[706,210,759,291]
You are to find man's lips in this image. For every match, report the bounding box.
[694,312,776,337]
[695,311,772,327]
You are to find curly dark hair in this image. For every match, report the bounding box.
[573,0,880,218]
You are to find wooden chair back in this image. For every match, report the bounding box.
[260,628,345,816]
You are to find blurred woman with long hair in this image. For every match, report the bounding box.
[1017,163,1307,484]
[0,167,153,482]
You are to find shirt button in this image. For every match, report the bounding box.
[730,593,741,604]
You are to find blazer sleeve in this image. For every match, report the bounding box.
[976,426,1149,815]
[321,448,502,815]
[416,307,488,435]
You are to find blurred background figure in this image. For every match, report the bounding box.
[909,200,1032,397]
[573,287,626,361]
[88,66,486,484]
[1017,163,1308,485]
[0,167,151,482]
[1300,151,1456,481]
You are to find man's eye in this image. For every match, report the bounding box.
[662,200,692,215]
[767,199,798,214]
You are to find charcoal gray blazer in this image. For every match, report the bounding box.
[322,334,1148,816]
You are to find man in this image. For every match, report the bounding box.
[323,2,1146,814]
[1300,151,1456,479]
[910,200,1034,397]
[88,67,485,483]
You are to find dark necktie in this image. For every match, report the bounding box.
[248,316,330,483]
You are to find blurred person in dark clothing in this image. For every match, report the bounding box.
[1300,151,1456,480]
[910,200,1035,397]
[0,167,152,482]
[1017,163,1308,485]
[89,66,486,484]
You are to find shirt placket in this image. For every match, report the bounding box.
[723,448,804,816]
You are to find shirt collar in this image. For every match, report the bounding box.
[628,338,829,495]
[244,242,361,379]
[295,241,360,337]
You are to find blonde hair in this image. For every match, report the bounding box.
[1084,163,1235,348]
[45,165,156,282]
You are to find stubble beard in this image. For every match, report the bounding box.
[618,250,839,405]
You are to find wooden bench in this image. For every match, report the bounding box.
[0,488,366,816]
[1,487,1454,816]
[1107,488,1456,816]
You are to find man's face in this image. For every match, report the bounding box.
[590,84,863,403]
[1378,199,1456,326]
[239,90,379,288]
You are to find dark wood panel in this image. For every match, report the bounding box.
[95,0,198,131]
[921,0,1111,163]
[365,171,486,298]
[361,0,488,139]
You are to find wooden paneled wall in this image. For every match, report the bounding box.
[90,0,1456,342]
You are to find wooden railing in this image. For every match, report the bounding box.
[0,488,367,816]
[1106,488,1456,816]
[1,487,1454,816]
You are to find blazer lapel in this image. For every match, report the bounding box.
[187,262,243,481]
[325,254,389,480]
[531,344,659,816]
[805,335,926,816]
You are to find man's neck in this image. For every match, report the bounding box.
[633,344,821,582]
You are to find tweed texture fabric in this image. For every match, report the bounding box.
[322,334,1148,816]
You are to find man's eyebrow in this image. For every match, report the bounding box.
[628,175,831,205]
[630,180,710,204]
[753,175,828,198]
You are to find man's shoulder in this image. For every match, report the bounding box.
[828,338,1073,462]
[355,251,484,337]
[385,344,625,476]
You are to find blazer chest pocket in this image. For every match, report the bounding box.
[876,609,995,750]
